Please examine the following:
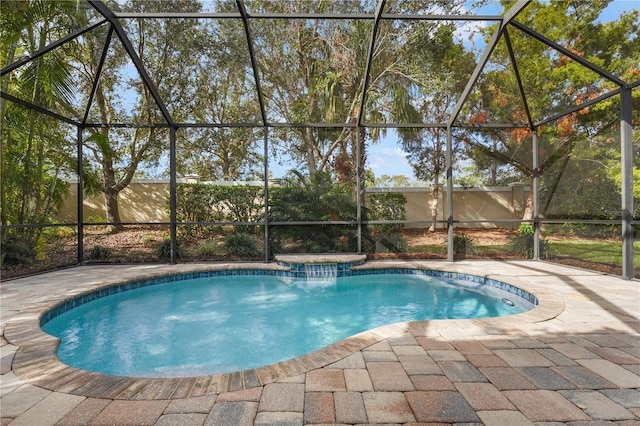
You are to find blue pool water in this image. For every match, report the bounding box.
[42,272,534,377]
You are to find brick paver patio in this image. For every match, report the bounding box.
[1,260,639,425]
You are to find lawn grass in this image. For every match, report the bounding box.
[409,239,640,268]
[547,239,640,266]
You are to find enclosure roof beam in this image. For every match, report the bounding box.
[447,0,531,127]
[504,27,534,128]
[510,20,626,86]
[534,87,621,128]
[237,0,267,126]
[357,0,386,127]
[112,12,503,21]
[0,18,107,77]
[0,92,80,126]
[82,25,114,127]
[88,0,175,127]
[627,79,640,90]
[81,121,533,129]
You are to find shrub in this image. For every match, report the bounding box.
[377,233,409,253]
[223,232,260,258]
[453,234,476,255]
[367,192,407,234]
[508,225,550,258]
[87,245,111,260]
[173,183,264,238]
[194,239,219,257]
[154,238,184,260]
[268,171,357,255]
[0,237,35,266]
[86,215,108,231]
[519,223,534,235]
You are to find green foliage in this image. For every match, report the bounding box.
[367,192,407,234]
[193,239,219,257]
[519,223,534,235]
[223,232,259,258]
[540,136,623,221]
[154,238,184,260]
[508,228,550,259]
[377,233,409,254]
[0,236,35,266]
[456,1,639,218]
[453,234,476,255]
[87,245,111,260]
[268,171,357,255]
[363,192,408,254]
[173,183,264,238]
[1,1,79,256]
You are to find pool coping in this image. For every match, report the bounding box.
[3,260,564,400]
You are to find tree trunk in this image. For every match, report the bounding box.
[429,176,439,232]
[429,129,443,232]
[104,188,123,232]
[522,180,534,221]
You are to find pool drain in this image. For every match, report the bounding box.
[502,298,515,306]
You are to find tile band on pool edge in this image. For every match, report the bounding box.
[40,268,538,326]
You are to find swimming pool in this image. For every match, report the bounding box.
[42,268,536,378]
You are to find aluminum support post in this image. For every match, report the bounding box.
[447,127,454,261]
[532,129,540,260]
[357,127,362,254]
[77,127,84,264]
[263,128,270,262]
[169,127,177,264]
[620,87,634,279]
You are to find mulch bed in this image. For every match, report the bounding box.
[1,226,630,280]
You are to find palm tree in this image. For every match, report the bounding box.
[1,0,81,253]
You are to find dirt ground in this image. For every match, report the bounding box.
[0,226,626,280]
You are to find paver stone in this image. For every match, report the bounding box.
[551,365,616,389]
[303,392,334,424]
[8,392,85,426]
[89,400,169,426]
[479,367,536,390]
[494,349,555,367]
[254,411,303,426]
[334,392,367,424]
[205,401,258,426]
[517,366,576,390]
[398,355,441,375]
[410,374,456,391]
[455,382,515,411]
[155,413,207,426]
[559,390,635,420]
[578,359,640,388]
[477,410,534,426]
[305,369,345,392]
[405,390,480,423]
[367,361,414,391]
[56,397,111,426]
[0,384,51,418]
[165,395,217,413]
[437,361,487,383]
[258,383,304,412]
[599,388,640,408]
[343,368,373,392]
[362,392,415,424]
[503,390,590,422]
